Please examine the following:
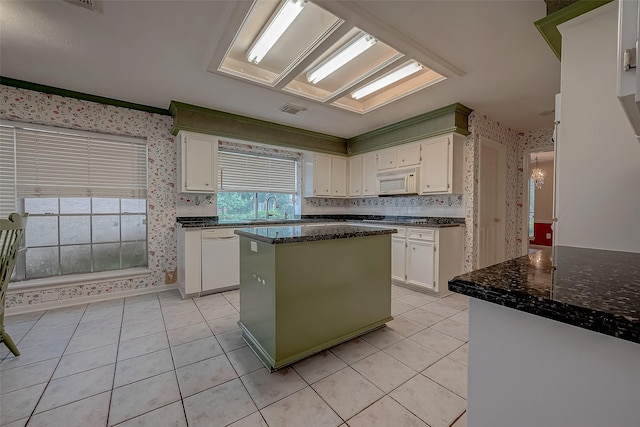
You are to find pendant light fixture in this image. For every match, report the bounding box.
[351,62,423,100]
[531,154,544,189]
[247,0,308,64]
[306,33,377,84]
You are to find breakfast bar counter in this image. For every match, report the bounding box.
[234,225,395,371]
[448,246,640,427]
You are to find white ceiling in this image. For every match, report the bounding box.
[0,0,560,139]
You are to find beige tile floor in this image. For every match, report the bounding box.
[0,285,469,427]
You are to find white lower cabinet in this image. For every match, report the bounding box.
[177,226,240,298]
[177,226,202,298]
[395,226,465,295]
[391,236,407,282]
[406,239,435,289]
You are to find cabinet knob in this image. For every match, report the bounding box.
[426,185,430,188]
[205,183,209,186]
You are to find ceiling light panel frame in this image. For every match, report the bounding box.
[218,0,344,87]
[282,26,404,103]
[212,0,451,114]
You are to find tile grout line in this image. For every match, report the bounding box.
[104,298,127,427]
[23,304,90,425]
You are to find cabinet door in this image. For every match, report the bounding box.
[421,136,451,193]
[183,134,217,193]
[313,154,332,196]
[362,152,378,196]
[331,157,347,197]
[397,144,421,167]
[391,237,406,282]
[406,240,435,290]
[377,149,396,170]
[348,156,363,197]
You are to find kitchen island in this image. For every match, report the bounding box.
[449,246,640,427]
[234,224,395,371]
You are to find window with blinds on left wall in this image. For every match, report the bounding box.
[0,121,148,282]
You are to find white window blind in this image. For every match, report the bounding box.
[0,126,17,217]
[0,122,147,203]
[218,150,297,194]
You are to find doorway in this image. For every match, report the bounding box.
[478,136,506,269]
[522,147,554,255]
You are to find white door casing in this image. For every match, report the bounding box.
[521,146,554,255]
[478,136,506,269]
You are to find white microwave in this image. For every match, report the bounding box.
[376,168,419,195]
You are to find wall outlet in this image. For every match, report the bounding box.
[41,290,59,302]
[251,241,258,252]
[546,233,552,239]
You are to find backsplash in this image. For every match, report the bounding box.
[302,194,464,217]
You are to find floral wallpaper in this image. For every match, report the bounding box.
[465,112,554,271]
[0,85,177,310]
[0,84,554,309]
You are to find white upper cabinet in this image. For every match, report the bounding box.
[331,157,347,197]
[349,152,377,198]
[304,153,347,198]
[377,149,397,170]
[177,131,218,193]
[420,133,464,194]
[397,144,421,167]
[362,152,378,197]
[348,155,363,197]
[313,154,333,196]
[376,143,421,171]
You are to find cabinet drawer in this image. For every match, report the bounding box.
[407,228,435,241]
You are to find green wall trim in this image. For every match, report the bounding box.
[534,0,613,60]
[0,77,170,116]
[345,103,472,155]
[170,101,348,155]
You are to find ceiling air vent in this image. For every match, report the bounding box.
[64,0,102,12]
[280,104,307,115]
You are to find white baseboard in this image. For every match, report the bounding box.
[5,284,180,316]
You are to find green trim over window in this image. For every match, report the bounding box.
[0,77,170,116]
[345,103,472,155]
[170,101,348,155]
[534,0,613,60]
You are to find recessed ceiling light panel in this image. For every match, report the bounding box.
[306,33,376,84]
[247,0,308,64]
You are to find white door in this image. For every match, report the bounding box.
[406,240,435,290]
[391,237,406,282]
[478,137,506,268]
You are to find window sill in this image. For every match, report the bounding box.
[7,267,152,293]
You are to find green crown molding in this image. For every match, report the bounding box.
[535,0,613,60]
[0,77,170,116]
[170,101,348,155]
[345,103,472,155]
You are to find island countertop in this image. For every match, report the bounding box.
[234,224,396,244]
[449,246,640,344]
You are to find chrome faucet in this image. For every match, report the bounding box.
[265,196,279,219]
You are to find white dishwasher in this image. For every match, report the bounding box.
[201,228,240,293]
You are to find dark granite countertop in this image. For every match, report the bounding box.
[449,246,640,344]
[234,224,396,244]
[177,215,464,229]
